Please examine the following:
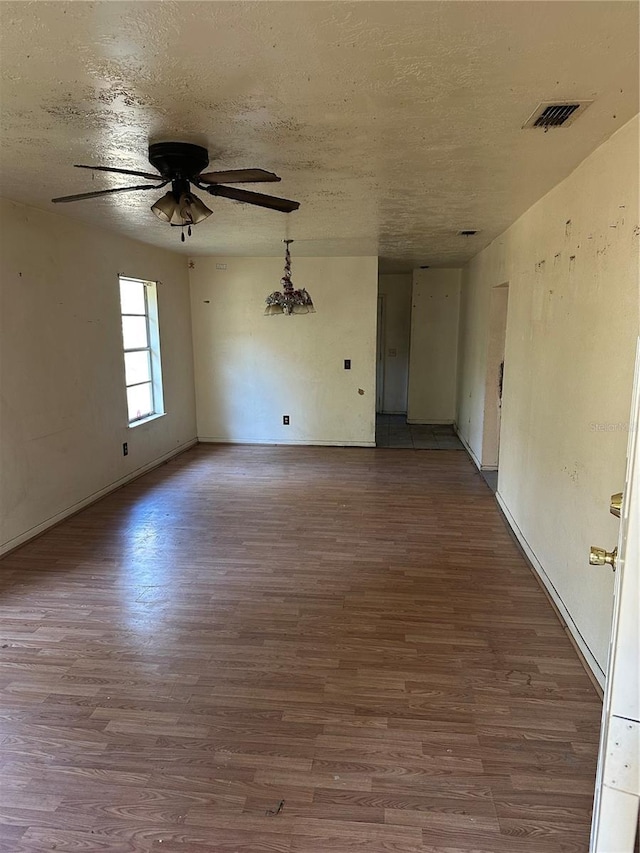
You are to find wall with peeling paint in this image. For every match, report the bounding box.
[377,274,412,414]
[457,116,640,683]
[190,256,378,446]
[0,198,197,554]
[407,269,462,424]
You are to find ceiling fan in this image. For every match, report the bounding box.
[51,142,300,240]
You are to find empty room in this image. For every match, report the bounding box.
[0,2,638,852]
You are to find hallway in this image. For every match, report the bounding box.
[375,415,465,450]
[0,445,602,852]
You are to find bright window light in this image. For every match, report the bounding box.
[118,276,165,425]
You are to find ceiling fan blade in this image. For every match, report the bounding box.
[206,185,300,212]
[74,164,161,180]
[52,182,167,204]
[198,168,281,185]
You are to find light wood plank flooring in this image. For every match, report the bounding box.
[0,445,602,852]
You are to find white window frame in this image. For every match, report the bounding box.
[118,275,165,427]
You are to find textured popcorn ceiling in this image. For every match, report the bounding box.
[0,1,638,268]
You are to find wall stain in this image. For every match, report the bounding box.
[563,464,579,483]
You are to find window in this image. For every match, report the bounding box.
[118,276,164,425]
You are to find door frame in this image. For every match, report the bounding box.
[481,282,509,470]
[590,337,640,851]
[376,295,386,414]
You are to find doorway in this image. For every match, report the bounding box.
[376,295,385,414]
[481,283,509,488]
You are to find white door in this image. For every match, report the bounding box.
[590,338,640,852]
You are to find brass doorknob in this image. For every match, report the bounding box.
[589,546,617,571]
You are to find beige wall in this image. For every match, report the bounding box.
[457,116,640,683]
[190,256,378,445]
[407,268,462,424]
[378,274,412,413]
[0,199,197,554]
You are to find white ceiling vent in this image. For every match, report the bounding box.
[523,101,593,129]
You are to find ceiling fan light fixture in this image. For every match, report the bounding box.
[152,190,212,240]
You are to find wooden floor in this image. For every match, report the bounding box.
[0,445,602,853]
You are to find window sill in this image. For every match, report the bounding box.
[128,412,166,429]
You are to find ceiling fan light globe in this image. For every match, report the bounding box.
[169,205,186,226]
[178,193,212,226]
[190,195,213,224]
[151,191,178,223]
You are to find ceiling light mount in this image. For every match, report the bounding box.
[148,142,210,180]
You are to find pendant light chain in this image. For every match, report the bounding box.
[281,240,294,295]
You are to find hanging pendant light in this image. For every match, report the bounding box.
[265,240,315,316]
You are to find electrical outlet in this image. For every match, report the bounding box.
[122,442,128,456]
[344,359,351,370]
[283,415,290,425]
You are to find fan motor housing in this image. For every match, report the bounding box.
[148,142,209,179]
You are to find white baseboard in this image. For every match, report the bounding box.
[496,490,605,690]
[455,427,484,470]
[407,418,455,425]
[1,439,198,557]
[454,428,498,472]
[198,437,376,448]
